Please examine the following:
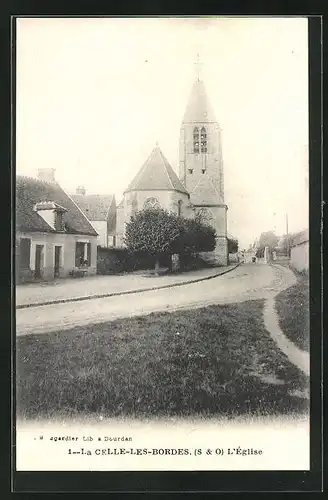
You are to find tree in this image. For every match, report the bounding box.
[278,233,292,257]
[228,237,238,254]
[179,217,216,255]
[256,231,279,259]
[124,208,183,271]
[124,208,217,273]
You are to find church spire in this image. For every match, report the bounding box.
[182,56,216,123]
[194,53,203,82]
[182,79,216,124]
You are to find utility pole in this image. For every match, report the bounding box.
[286,213,289,258]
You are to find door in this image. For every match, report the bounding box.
[35,244,44,279]
[54,246,61,278]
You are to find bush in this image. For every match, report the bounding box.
[69,268,88,278]
[124,208,217,271]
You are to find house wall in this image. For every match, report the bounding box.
[16,231,97,282]
[243,250,257,263]
[115,205,126,247]
[290,240,309,273]
[90,220,107,247]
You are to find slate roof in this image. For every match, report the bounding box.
[71,194,115,221]
[182,79,217,124]
[16,176,98,236]
[190,175,223,205]
[290,229,309,247]
[125,146,189,195]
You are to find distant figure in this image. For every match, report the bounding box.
[252,257,256,263]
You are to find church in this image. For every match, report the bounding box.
[115,69,229,266]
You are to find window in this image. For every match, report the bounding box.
[75,241,91,267]
[75,242,85,267]
[201,127,207,153]
[87,243,91,266]
[198,208,214,227]
[177,200,183,216]
[144,197,160,209]
[19,238,31,269]
[193,127,199,153]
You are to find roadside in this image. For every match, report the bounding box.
[16,264,239,309]
[16,299,308,420]
[275,271,309,352]
[16,264,294,337]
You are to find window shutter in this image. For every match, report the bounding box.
[19,238,31,269]
[75,242,81,267]
[87,243,91,267]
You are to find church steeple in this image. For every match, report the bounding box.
[178,63,228,265]
[179,72,224,201]
[182,55,216,124]
[182,79,217,124]
[194,53,203,81]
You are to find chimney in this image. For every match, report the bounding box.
[38,168,56,183]
[76,186,86,195]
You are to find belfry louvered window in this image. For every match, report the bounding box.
[193,127,199,153]
[201,127,207,153]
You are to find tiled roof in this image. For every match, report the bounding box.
[190,175,223,205]
[71,194,115,221]
[16,176,98,236]
[125,146,189,195]
[182,79,217,124]
[290,229,309,247]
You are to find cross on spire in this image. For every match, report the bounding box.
[194,53,203,81]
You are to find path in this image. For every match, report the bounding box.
[16,266,236,308]
[262,265,310,377]
[17,263,295,337]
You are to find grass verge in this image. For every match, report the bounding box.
[275,273,309,352]
[17,300,309,420]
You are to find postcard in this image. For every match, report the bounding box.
[15,16,311,476]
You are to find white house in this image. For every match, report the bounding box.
[290,229,309,273]
[71,187,116,247]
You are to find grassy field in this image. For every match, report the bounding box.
[275,273,309,352]
[16,300,309,420]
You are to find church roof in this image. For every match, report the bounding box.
[16,176,98,236]
[182,79,217,124]
[71,194,115,221]
[125,146,189,195]
[190,175,223,205]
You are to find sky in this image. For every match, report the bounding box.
[16,17,309,249]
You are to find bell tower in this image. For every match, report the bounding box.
[179,57,228,265]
